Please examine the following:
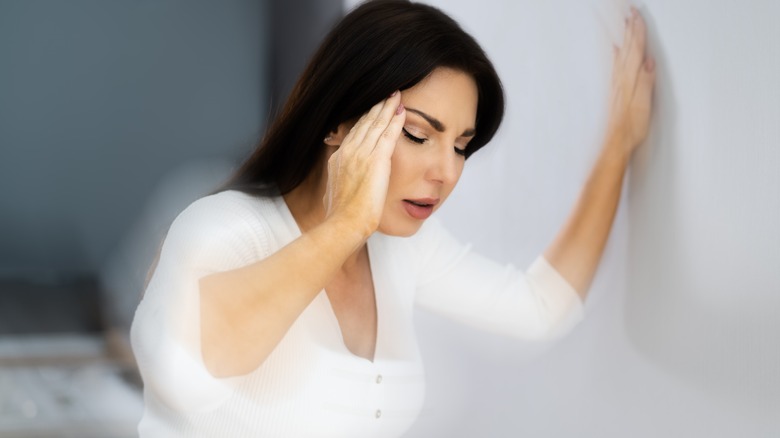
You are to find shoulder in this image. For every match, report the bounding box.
[174,190,275,225]
[165,190,286,259]
[173,190,286,231]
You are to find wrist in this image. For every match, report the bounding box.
[319,212,372,249]
[600,134,632,169]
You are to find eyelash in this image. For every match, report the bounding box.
[402,128,426,144]
[402,128,467,157]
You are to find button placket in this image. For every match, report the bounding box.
[369,366,385,420]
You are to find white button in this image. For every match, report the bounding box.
[376,374,383,384]
[375,409,382,419]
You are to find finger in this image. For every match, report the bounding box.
[372,100,406,158]
[620,8,638,67]
[626,10,648,73]
[341,99,386,152]
[327,147,340,171]
[324,149,340,209]
[357,91,402,156]
[327,148,341,185]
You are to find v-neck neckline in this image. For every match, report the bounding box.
[272,195,382,364]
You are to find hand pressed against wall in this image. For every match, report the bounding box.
[606,7,656,155]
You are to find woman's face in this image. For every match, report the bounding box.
[378,67,479,236]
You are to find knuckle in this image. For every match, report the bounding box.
[371,118,387,129]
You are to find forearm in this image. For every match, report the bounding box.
[543,137,630,300]
[199,215,365,377]
[543,7,654,301]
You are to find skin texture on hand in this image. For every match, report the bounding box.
[324,92,406,239]
[606,7,656,155]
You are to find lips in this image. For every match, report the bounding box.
[402,198,439,220]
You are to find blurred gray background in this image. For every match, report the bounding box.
[0,0,340,436]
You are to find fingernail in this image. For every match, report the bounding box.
[396,103,404,115]
[390,90,398,97]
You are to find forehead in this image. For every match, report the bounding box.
[401,67,478,130]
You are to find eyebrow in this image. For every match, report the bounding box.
[405,107,476,138]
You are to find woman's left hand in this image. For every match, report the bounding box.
[543,8,657,297]
[605,7,656,156]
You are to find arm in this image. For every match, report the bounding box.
[544,7,656,299]
[543,138,630,299]
[200,93,406,378]
[199,216,364,377]
[413,218,584,340]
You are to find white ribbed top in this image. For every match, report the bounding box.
[130,190,583,437]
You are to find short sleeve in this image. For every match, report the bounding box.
[130,192,271,413]
[410,217,584,340]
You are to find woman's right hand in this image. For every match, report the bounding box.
[197,96,404,378]
[197,96,404,377]
[323,91,406,238]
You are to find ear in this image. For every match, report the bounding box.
[323,121,353,147]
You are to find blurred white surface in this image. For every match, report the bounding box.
[0,334,142,438]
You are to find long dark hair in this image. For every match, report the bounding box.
[222,0,505,196]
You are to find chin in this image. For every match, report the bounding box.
[376,217,424,237]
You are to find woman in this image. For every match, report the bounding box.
[131,1,655,436]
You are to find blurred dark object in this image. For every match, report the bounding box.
[0,276,103,335]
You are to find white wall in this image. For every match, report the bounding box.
[345,0,780,436]
[625,0,780,420]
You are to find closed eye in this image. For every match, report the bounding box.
[402,128,426,144]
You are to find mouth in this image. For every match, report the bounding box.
[402,198,439,220]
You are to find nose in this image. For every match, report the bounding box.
[424,146,461,186]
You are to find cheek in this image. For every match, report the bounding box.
[386,143,417,187]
